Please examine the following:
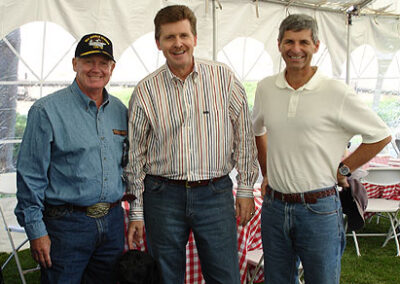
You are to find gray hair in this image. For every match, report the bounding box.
[278,14,319,44]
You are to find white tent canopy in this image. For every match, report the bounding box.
[1,0,399,82]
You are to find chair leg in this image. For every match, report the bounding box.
[4,229,27,284]
[1,238,29,269]
[352,231,361,256]
[1,206,27,284]
[381,213,400,256]
[248,253,264,284]
[298,263,304,284]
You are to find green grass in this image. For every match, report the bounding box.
[109,87,134,107]
[1,216,399,283]
[0,249,40,283]
[341,216,400,284]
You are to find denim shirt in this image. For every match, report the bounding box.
[15,80,128,240]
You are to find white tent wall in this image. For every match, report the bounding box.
[0,0,399,79]
[0,0,399,89]
[0,0,214,61]
[217,1,400,77]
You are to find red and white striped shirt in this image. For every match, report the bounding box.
[125,58,258,220]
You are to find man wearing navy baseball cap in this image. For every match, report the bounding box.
[15,33,128,283]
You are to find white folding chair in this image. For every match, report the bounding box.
[351,167,400,256]
[0,172,38,283]
[394,139,400,158]
[246,249,304,284]
[246,249,263,284]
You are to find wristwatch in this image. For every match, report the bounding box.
[338,162,351,177]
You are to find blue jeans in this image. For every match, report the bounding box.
[261,186,346,284]
[41,204,124,284]
[143,175,240,284]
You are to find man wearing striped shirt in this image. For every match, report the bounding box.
[124,5,259,284]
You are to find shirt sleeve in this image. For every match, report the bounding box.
[15,104,52,240]
[124,87,149,221]
[229,73,259,197]
[251,81,267,137]
[339,88,391,143]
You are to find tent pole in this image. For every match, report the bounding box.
[212,0,217,61]
[345,1,373,86]
[346,12,352,85]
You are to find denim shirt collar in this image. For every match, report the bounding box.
[71,79,110,109]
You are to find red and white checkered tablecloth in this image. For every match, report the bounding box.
[362,156,400,200]
[122,190,263,284]
[363,182,400,200]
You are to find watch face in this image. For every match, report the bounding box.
[339,165,350,176]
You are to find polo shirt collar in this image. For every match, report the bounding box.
[275,67,322,91]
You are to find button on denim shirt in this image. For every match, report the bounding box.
[15,80,128,240]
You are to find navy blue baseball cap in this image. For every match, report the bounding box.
[75,33,115,62]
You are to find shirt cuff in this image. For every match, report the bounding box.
[129,203,144,221]
[24,220,48,240]
[236,188,254,198]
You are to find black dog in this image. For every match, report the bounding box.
[116,250,161,284]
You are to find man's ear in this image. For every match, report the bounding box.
[72,58,78,72]
[314,40,320,54]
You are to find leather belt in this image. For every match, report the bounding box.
[45,201,120,218]
[266,186,337,204]
[147,174,227,188]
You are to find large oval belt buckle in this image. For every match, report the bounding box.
[86,203,110,218]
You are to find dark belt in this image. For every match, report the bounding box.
[45,201,120,218]
[147,174,227,188]
[266,186,337,204]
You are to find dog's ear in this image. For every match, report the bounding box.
[150,260,161,284]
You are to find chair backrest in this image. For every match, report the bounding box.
[246,249,264,267]
[362,167,400,186]
[0,172,17,195]
[395,139,400,158]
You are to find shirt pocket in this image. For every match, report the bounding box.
[112,130,127,167]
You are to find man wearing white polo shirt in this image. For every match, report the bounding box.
[252,14,391,284]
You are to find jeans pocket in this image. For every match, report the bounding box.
[305,195,339,215]
[210,175,233,194]
[144,176,165,193]
[262,194,273,209]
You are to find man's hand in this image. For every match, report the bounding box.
[260,176,268,198]
[236,197,255,226]
[30,235,51,268]
[337,171,349,188]
[127,220,144,249]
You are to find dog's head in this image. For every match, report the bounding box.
[116,250,160,284]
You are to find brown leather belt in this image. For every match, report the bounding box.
[266,186,337,204]
[45,201,120,218]
[147,174,227,188]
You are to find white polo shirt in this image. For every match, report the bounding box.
[252,68,390,193]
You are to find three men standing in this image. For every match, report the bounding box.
[14,8,393,284]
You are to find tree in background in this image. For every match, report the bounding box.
[0,29,20,172]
